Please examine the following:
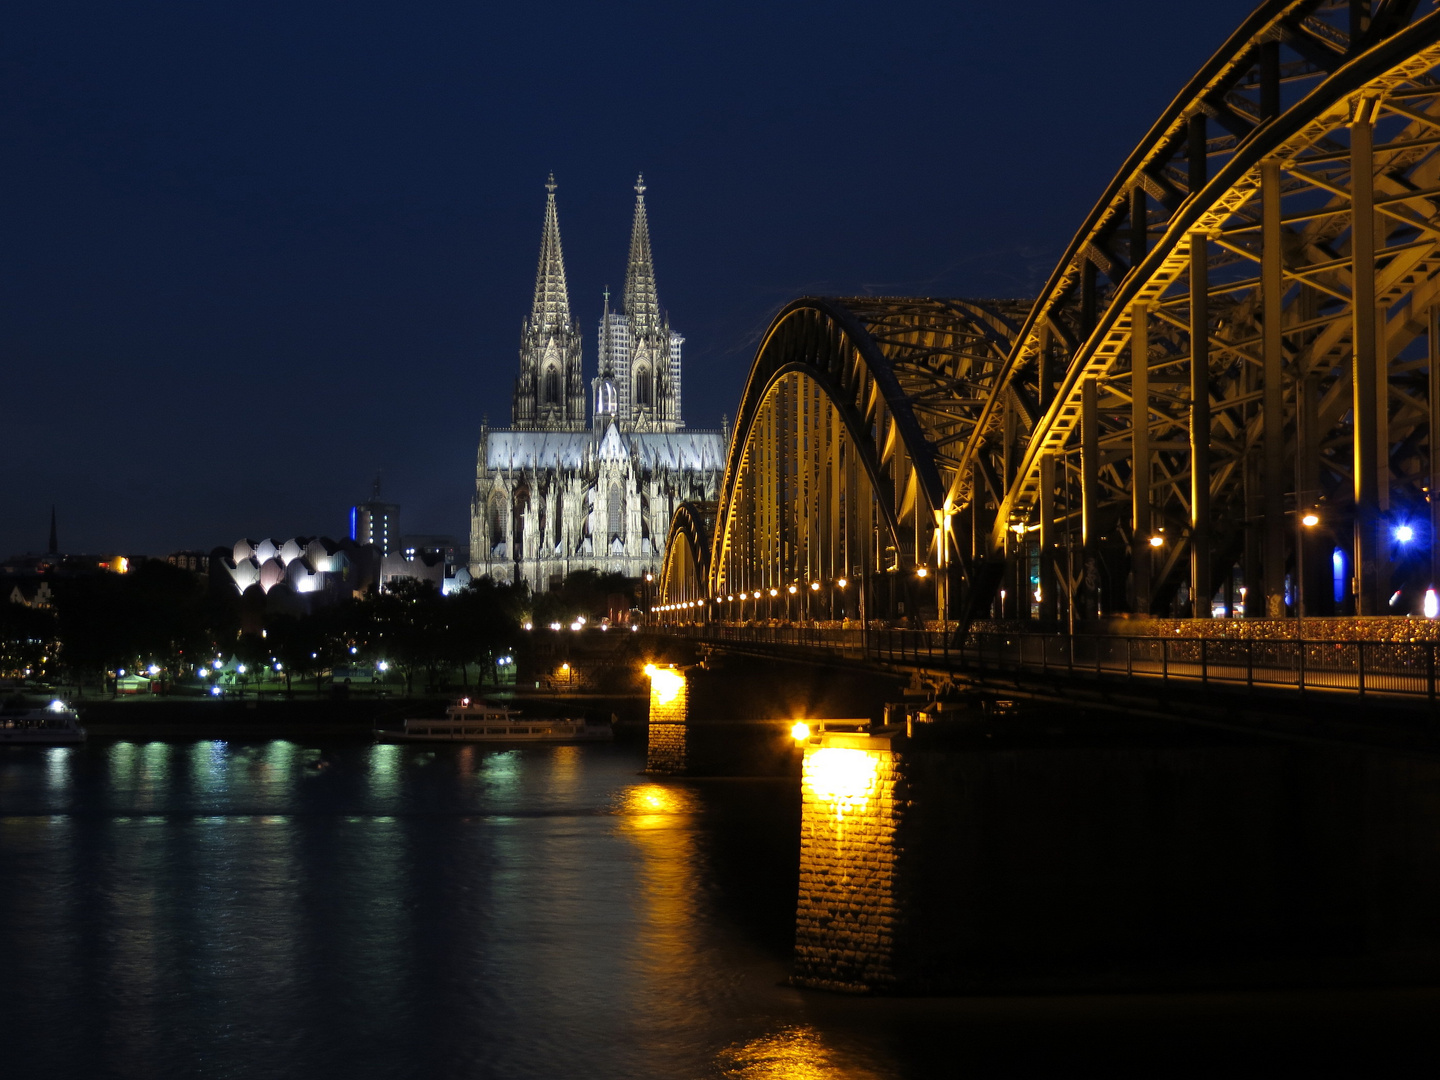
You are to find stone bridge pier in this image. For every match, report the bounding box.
[793,709,1440,994]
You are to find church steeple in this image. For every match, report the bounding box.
[623,175,662,334]
[513,174,585,431]
[618,174,680,432]
[530,172,572,333]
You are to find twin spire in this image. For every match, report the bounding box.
[623,174,661,334]
[530,173,660,332]
[529,172,572,334]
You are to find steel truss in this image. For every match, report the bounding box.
[680,298,1024,622]
[659,501,715,606]
[668,1,1440,624]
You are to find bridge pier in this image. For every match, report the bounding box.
[791,708,1440,994]
[794,731,902,992]
[644,664,690,774]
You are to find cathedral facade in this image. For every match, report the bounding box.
[469,176,726,592]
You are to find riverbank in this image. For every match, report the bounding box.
[73,692,650,741]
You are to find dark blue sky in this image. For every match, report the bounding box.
[1,0,1257,558]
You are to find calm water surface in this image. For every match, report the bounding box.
[2,739,1439,1079]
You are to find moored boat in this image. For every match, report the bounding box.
[0,697,87,745]
[375,696,613,743]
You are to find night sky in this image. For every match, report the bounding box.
[2,1,1257,558]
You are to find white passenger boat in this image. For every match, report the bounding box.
[376,696,613,743]
[0,698,87,745]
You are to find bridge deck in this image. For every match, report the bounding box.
[663,623,1440,705]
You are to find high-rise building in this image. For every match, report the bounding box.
[470,176,725,592]
[352,481,399,556]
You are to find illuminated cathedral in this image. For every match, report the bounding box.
[469,176,725,591]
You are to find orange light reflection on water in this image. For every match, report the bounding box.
[717,1025,886,1080]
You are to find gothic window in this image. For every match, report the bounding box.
[489,497,507,550]
[634,365,652,408]
[608,483,624,543]
[512,487,530,554]
[543,366,561,405]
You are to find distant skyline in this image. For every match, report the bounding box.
[1,0,1257,558]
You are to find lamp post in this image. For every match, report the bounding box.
[1298,510,1319,639]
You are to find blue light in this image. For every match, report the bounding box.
[1332,547,1346,604]
[1395,523,1415,543]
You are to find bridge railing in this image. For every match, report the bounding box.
[658,622,1440,703]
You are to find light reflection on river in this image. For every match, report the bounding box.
[4,739,1440,1078]
[0,739,898,1079]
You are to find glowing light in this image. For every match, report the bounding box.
[1148,534,1165,548]
[647,665,684,706]
[810,582,820,591]
[237,665,246,674]
[1426,589,1439,619]
[48,700,67,713]
[916,566,929,578]
[377,661,389,672]
[522,622,533,631]
[147,664,160,675]
[213,659,223,669]
[210,686,222,696]
[630,624,638,631]
[1302,512,1320,528]
[790,721,811,741]
[804,747,880,814]
[197,668,209,678]
[837,578,848,588]
[787,584,798,594]
[1395,524,1415,543]
[561,662,570,671]
[769,588,778,597]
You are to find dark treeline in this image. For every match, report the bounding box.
[1,563,639,693]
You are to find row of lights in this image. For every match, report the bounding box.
[655,578,859,613]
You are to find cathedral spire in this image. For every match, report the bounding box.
[530,172,572,333]
[513,174,585,431]
[622,174,662,334]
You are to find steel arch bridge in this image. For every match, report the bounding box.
[661,1,1440,628]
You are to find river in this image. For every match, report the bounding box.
[2,739,1437,1077]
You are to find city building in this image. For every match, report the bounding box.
[469,176,726,591]
[215,536,379,607]
[380,549,473,595]
[399,534,466,566]
[352,482,399,556]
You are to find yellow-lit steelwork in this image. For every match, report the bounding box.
[701,297,1025,623]
[657,501,714,610]
[661,2,1440,626]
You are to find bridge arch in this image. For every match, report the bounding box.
[658,501,715,610]
[978,1,1440,620]
[707,297,1023,622]
[663,1,1440,627]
